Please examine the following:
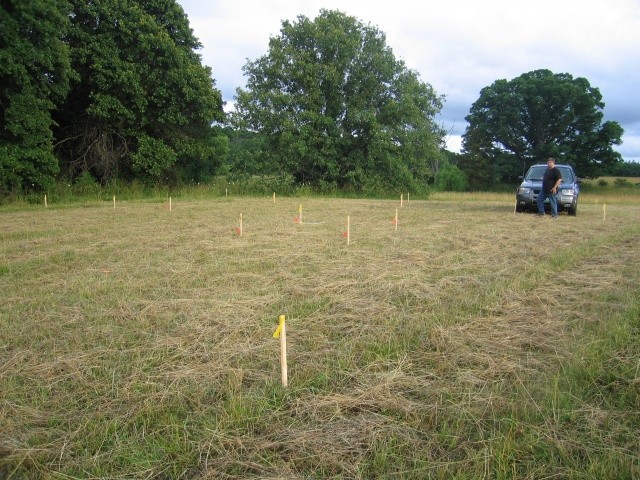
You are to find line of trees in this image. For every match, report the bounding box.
[1,0,226,193]
[0,2,630,196]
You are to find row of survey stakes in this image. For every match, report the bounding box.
[40,192,410,211]
[41,193,611,221]
[39,193,407,247]
[55,192,407,243]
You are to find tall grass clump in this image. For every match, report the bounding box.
[579,176,640,205]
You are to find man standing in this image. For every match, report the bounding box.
[537,157,563,217]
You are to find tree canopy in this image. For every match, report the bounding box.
[233,9,445,191]
[53,0,226,184]
[462,69,624,182]
[1,0,226,192]
[0,0,72,192]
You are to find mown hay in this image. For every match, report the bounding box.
[1,197,639,478]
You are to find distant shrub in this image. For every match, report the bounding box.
[435,164,467,192]
[614,178,633,188]
[74,172,101,195]
[598,179,608,187]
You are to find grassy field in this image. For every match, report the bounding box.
[1,193,639,479]
[584,176,640,185]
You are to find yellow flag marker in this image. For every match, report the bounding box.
[273,315,285,338]
[273,315,288,387]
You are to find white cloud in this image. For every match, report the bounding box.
[445,135,463,154]
[616,124,640,162]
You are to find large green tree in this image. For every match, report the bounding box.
[234,9,445,191]
[54,0,226,184]
[462,69,624,183]
[0,0,72,192]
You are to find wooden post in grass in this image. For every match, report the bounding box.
[407,192,410,204]
[239,213,243,236]
[298,204,303,224]
[273,192,276,204]
[603,204,606,221]
[273,315,288,387]
[169,197,172,212]
[44,195,48,208]
[113,195,116,210]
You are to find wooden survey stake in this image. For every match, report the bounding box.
[341,216,351,244]
[273,315,288,387]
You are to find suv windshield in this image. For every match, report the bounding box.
[525,165,574,183]
[525,166,546,181]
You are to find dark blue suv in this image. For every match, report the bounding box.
[516,163,580,216]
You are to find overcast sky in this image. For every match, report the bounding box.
[178,0,640,162]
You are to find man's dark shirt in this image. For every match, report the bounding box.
[542,167,562,193]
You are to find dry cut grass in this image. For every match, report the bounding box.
[1,195,639,478]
